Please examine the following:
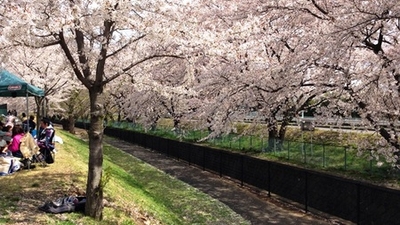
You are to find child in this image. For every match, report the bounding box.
[0,132,11,157]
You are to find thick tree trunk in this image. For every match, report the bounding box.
[173,117,180,130]
[276,120,289,151]
[35,97,44,132]
[85,90,104,220]
[278,121,288,140]
[173,115,182,134]
[266,119,289,151]
[68,115,75,134]
[266,133,275,152]
[266,124,278,152]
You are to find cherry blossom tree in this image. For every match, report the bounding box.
[57,88,90,133]
[117,57,197,133]
[1,0,209,219]
[308,0,400,165]
[188,0,337,149]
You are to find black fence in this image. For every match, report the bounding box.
[76,122,400,225]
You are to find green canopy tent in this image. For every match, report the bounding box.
[0,69,44,130]
[0,69,44,97]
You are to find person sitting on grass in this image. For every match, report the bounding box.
[8,122,24,158]
[0,131,22,175]
[37,117,55,164]
[2,124,12,137]
[22,115,36,134]
[0,132,12,157]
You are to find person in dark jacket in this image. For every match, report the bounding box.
[22,115,36,134]
[37,117,55,164]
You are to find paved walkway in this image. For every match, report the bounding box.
[104,136,349,225]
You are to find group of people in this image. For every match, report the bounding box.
[0,114,56,175]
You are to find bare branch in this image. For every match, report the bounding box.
[75,28,92,79]
[95,19,114,92]
[363,26,384,54]
[311,0,329,15]
[106,34,146,59]
[259,5,331,21]
[102,54,184,85]
[13,40,60,49]
[58,31,91,89]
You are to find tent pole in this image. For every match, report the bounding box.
[26,92,29,132]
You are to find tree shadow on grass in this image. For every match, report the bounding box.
[0,168,86,224]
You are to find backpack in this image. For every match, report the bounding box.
[38,196,86,214]
[39,147,54,164]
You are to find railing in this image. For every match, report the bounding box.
[73,121,400,225]
[104,121,392,175]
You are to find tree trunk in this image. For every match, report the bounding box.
[266,118,289,152]
[85,90,104,220]
[68,115,75,134]
[266,124,278,152]
[173,115,181,134]
[276,119,290,151]
[35,97,44,132]
[207,117,213,133]
[173,116,180,130]
[267,131,276,152]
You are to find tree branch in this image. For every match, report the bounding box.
[102,54,184,85]
[58,31,91,89]
[363,27,384,54]
[75,28,92,78]
[106,34,147,59]
[311,0,328,15]
[94,19,114,93]
[14,39,60,49]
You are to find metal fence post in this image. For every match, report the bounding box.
[370,150,373,173]
[267,161,271,197]
[261,137,263,152]
[344,147,347,170]
[188,145,191,166]
[219,151,222,177]
[166,139,170,157]
[305,171,308,213]
[357,183,360,225]
[323,144,326,167]
[304,142,307,164]
[240,155,244,187]
[202,148,206,171]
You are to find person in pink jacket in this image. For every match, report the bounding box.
[8,124,24,158]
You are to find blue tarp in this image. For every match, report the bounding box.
[0,69,44,97]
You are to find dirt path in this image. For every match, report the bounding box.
[104,136,349,225]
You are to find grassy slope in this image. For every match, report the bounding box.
[0,129,249,225]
